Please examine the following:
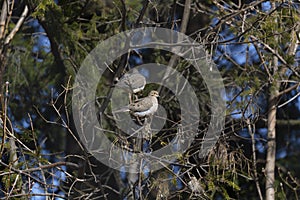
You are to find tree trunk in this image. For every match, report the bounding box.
[265,84,278,200]
[265,3,280,199]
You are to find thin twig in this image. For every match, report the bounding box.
[247,119,263,200]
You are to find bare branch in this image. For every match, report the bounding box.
[134,0,150,27]
[4,5,28,45]
[0,0,8,39]
[247,119,263,200]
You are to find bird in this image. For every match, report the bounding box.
[129,90,159,117]
[115,68,146,102]
[113,90,159,118]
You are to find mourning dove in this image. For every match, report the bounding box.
[115,68,146,102]
[129,90,159,117]
[113,90,159,118]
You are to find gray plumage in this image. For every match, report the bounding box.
[116,68,146,94]
[113,90,159,117]
[129,90,159,117]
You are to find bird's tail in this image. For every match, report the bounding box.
[112,106,130,114]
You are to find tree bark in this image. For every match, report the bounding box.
[265,84,278,200]
[265,3,279,199]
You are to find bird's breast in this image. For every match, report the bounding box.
[133,103,158,117]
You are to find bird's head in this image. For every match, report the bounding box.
[149,90,159,97]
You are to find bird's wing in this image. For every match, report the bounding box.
[129,97,154,112]
[128,74,146,88]
[116,73,145,91]
[117,74,131,86]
